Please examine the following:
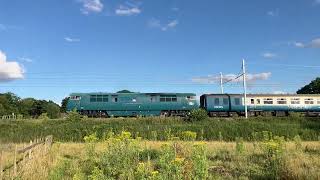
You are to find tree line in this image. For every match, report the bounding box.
[0,92,62,119]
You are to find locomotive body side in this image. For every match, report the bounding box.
[67,92,198,117]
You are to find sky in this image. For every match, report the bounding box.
[0,0,320,104]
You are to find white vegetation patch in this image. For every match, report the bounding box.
[192,72,271,84]
[80,0,104,14]
[0,50,24,82]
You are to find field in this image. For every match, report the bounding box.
[1,137,320,179]
[0,116,320,142]
[0,117,320,179]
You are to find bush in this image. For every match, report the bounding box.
[39,113,49,121]
[67,109,81,121]
[180,131,197,141]
[189,109,208,121]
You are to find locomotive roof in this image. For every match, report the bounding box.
[70,92,196,96]
[202,93,320,97]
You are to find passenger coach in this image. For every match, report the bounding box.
[200,94,320,117]
[67,92,198,117]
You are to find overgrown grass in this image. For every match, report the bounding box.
[0,116,320,142]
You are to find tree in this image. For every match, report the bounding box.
[297,78,320,94]
[60,97,70,113]
[19,98,36,118]
[44,102,60,119]
[117,90,134,93]
[189,109,208,121]
[0,92,20,115]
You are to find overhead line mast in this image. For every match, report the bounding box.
[242,59,248,119]
[220,72,224,94]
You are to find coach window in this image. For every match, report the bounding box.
[257,99,261,104]
[250,99,254,104]
[90,95,97,102]
[263,98,273,104]
[223,98,228,105]
[214,98,220,105]
[318,100,320,104]
[291,98,300,104]
[277,98,287,104]
[305,98,314,104]
[234,98,240,105]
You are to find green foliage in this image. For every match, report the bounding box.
[88,167,104,180]
[0,92,60,118]
[39,113,49,121]
[49,159,72,180]
[191,143,209,179]
[44,102,60,119]
[1,117,320,143]
[180,131,197,141]
[67,109,81,121]
[297,77,320,94]
[260,135,285,178]
[235,137,245,155]
[293,135,302,151]
[99,131,141,179]
[60,97,70,113]
[189,108,208,121]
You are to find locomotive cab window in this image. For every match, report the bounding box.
[291,98,300,104]
[71,96,81,100]
[263,98,273,104]
[277,98,287,104]
[187,96,196,100]
[112,96,118,103]
[305,98,314,104]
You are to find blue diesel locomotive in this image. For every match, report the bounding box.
[67,92,198,117]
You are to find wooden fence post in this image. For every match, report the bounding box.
[13,145,17,177]
[29,140,32,159]
[0,151,3,180]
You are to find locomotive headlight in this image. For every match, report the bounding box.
[189,102,195,106]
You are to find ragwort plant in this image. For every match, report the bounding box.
[260,134,285,179]
[99,131,141,179]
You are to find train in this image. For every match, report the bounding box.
[67,92,198,117]
[67,92,320,117]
